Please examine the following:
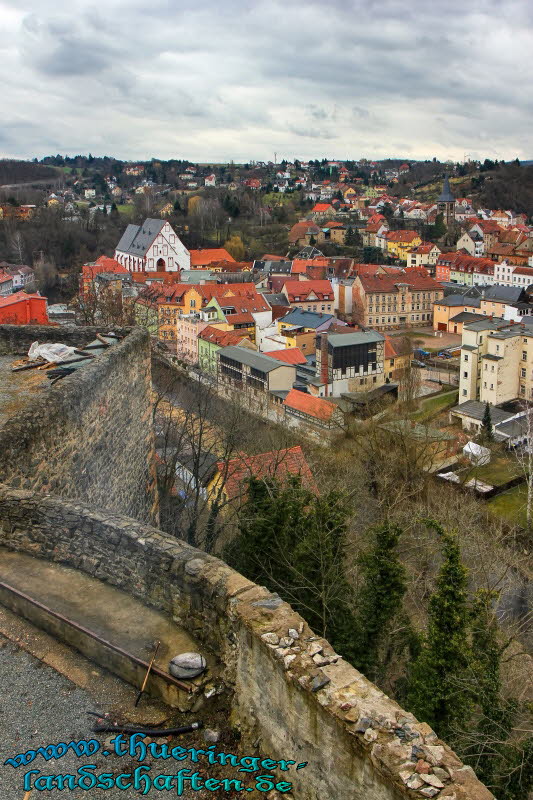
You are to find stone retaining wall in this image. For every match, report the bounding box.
[0,485,494,800]
[0,326,158,524]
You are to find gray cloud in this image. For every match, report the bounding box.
[0,0,531,161]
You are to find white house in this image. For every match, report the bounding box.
[114,218,191,272]
[84,188,96,199]
[204,174,216,187]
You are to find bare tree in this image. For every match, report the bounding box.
[513,402,533,531]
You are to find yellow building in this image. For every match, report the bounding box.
[433,295,483,334]
[385,231,422,261]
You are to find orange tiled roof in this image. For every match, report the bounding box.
[283,279,334,302]
[358,269,442,293]
[189,248,236,267]
[216,445,317,500]
[82,255,129,279]
[198,325,250,346]
[283,389,337,421]
[264,348,307,365]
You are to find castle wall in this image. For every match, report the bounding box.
[0,485,493,800]
[0,325,158,524]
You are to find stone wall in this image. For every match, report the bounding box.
[0,485,494,800]
[0,326,158,524]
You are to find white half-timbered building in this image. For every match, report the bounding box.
[114,218,190,272]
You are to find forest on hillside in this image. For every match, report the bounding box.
[0,160,59,185]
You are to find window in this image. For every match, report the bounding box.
[522,368,526,378]
[523,352,527,361]
[463,371,468,378]
[462,389,467,396]
[464,354,469,362]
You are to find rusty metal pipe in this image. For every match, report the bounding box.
[0,580,193,693]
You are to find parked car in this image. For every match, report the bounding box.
[414,348,430,358]
[411,359,427,368]
[438,351,452,359]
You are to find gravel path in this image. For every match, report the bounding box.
[0,638,251,799]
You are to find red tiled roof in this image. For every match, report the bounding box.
[283,279,334,302]
[199,325,250,346]
[311,203,333,212]
[82,256,129,279]
[385,230,420,243]
[283,389,337,421]
[0,290,44,307]
[357,269,442,293]
[217,445,317,500]
[0,271,12,284]
[189,248,236,267]
[261,254,286,261]
[264,348,307,365]
[410,242,439,254]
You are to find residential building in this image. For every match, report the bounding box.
[0,272,14,296]
[207,446,316,506]
[281,279,335,313]
[198,326,255,374]
[435,252,495,285]
[353,269,443,330]
[456,231,484,257]
[493,262,533,288]
[407,243,441,270]
[84,188,96,199]
[458,316,533,404]
[115,218,191,272]
[5,265,34,291]
[433,294,483,333]
[282,388,344,431]
[384,336,411,381]
[288,221,321,247]
[315,330,385,396]
[189,248,235,268]
[217,345,296,403]
[204,174,216,187]
[385,230,422,261]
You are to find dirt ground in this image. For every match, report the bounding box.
[389,326,462,350]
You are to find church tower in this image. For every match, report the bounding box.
[437,175,455,227]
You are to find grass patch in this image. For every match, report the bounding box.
[469,456,521,487]
[411,389,458,422]
[117,204,135,217]
[487,484,528,527]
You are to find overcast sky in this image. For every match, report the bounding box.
[0,0,531,163]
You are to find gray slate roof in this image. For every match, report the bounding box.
[481,285,523,303]
[116,218,165,256]
[450,401,514,425]
[218,345,294,373]
[440,294,481,308]
[449,311,485,323]
[278,309,335,329]
[437,176,455,203]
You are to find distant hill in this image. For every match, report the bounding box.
[0,160,60,186]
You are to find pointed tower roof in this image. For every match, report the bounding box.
[437,175,455,203]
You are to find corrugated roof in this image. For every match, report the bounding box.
[450,401,513,424]
[218,345,293,373]
[327,331,384,347]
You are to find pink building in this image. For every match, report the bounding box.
[176,310,219,364]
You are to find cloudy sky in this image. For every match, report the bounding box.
[0,0,532,163]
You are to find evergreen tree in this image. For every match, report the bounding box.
[481,402,493,442]
[432,212,447,239]
[461,591,532,800]
[225,476,359,657]
[407,519,472,739]
[352,524,409,681]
